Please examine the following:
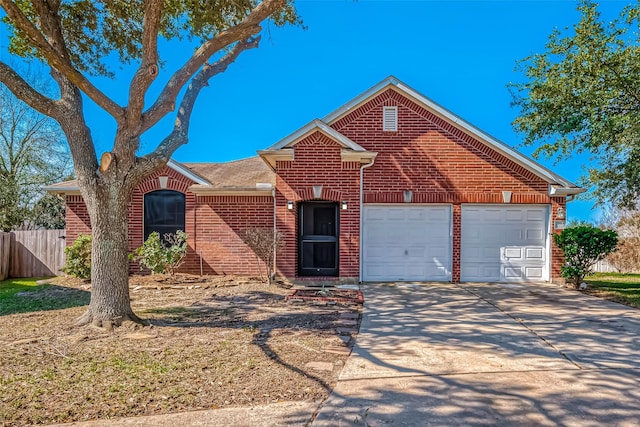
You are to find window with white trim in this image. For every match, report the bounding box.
[383,106,398,132]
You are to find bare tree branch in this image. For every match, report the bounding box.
[0,0,125,121]
[125,0,163,126]
[0,62,60,119]
[137,37,260,176]
[141,0,285,132]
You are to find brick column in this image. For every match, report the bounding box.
[452,203,461,283]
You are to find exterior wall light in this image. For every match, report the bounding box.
[287,200,294,210]
[342,201,348,210]
[557,206,566,219]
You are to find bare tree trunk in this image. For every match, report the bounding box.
[75,184,142,329]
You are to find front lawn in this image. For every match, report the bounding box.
[0,277,89,315]
[0,275,359,425]
[584,272,640,309]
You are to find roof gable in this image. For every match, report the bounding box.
[322,76,581,192]
[259,119,377,169]
[266,119,367,151]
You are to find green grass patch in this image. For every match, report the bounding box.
[585,273,640,308]
[0,277,89,316]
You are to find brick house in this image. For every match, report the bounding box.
[46,77,583,283]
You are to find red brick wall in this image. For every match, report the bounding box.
[193,196,273,276]
[327,87,564,281]
[64,166,274,277]
[275,132,361,280]
[65,195,91,243]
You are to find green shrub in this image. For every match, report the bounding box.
[62,234,92,280]
[130,231,188,275]
[553,225,618,288]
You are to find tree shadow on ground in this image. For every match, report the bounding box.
[143,289,356,395]
[312,282,640,426]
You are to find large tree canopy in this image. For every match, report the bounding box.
[511,0,640,208]
[0,0,299,328]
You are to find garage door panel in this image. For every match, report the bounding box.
[429,246,449,258]
[525,267,544,279]
[504,247,523,259]
[526,247,544,260]
[527,209,546,221]
[428,208,450,221]
[505,210,525,221]
[504,266,523,279]
[406,246,426,258]
[462,205,548,282]
[367,245,405,259]
[364,207,387,221]
[526,228,544,241]
[366,263,404,279]
[363,205,452,282]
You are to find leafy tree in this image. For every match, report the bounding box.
[0,0,299,328]
[131,231,188,276]
[553,225,618,288]
[601,207,640,272]
[30,193,66,230]
[511,1,640,208]
[0,77,70,231]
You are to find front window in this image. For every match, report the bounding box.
[144,190,186,242]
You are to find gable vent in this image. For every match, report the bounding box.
[383,106,398,132]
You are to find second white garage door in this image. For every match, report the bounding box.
[362,205,451,281]
[461,205,549,282]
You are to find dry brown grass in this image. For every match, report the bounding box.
[0,275,359,426]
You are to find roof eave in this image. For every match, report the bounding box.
[549,186,587,197]
[168,159,211,185]
[43,185,81,195]
[258,149,294,170]
[341,149,378,164]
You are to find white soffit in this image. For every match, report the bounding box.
[322,76,580,190]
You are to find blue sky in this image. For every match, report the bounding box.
[1,1,633,222]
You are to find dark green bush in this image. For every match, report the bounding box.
[62,234,92,280]
[553,225,618,288]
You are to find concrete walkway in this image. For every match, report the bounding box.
[312,282,640,426]
[55,400,320,427]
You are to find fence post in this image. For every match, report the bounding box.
[0,233,9,281]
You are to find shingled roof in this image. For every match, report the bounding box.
[44,156,275,196]
[184,156,274,188]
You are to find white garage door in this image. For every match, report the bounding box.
[461,205,549,282]
[362,205,451,281]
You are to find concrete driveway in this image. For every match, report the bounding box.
[312,282,640,426]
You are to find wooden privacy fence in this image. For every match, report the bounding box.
[0,230,66,280]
